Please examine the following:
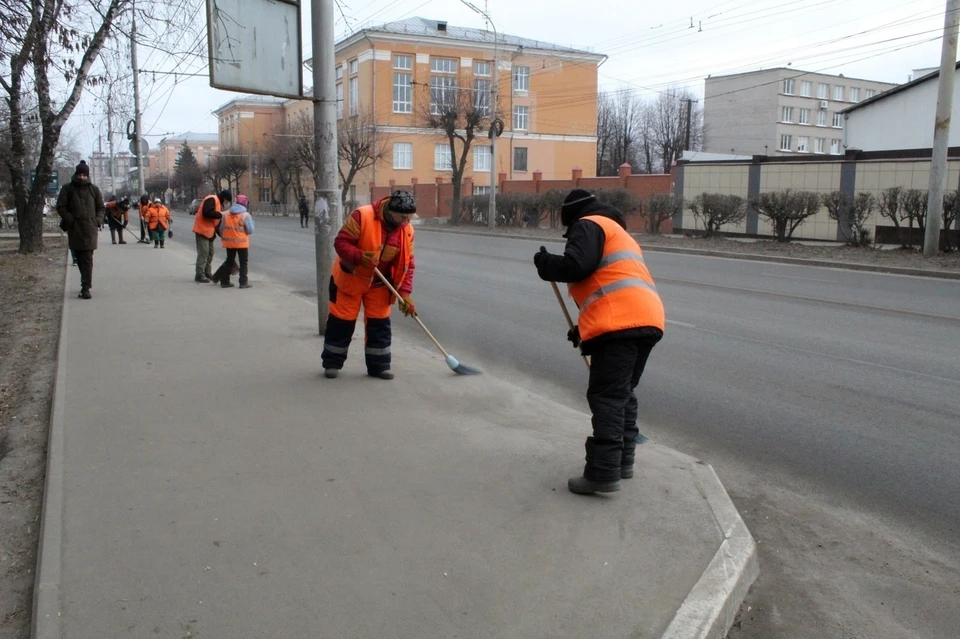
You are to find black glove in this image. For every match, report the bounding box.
[567,325,581,349]
[122,220,128,228]
[533,245,549,268]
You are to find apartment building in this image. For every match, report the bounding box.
[703,68,897,157]
[89,151,133,196]
[156,133,219,179]
[213,95,286,204]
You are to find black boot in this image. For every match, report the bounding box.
[568,476,620,494]
[621,448,636,479]
[79,287,92,300]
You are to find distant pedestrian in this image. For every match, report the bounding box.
[534,188,665,495]
[192,189,231,283]
[104,197,130,244]
[146,198,171,248]
[299,196,309,228]
[212,194,254,289]
[56,161,105,299]
[137,194,150,242]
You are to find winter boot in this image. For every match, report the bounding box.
[621,449,636,479]
[160,242,165,248]
[154,241,159,248]
[239,282,252,289]
[221,282,235,288]
[567,476,621,494]
[324,369,339,379]
[79,288,92,300]
[368,370,395,380]
[195,274,210,283]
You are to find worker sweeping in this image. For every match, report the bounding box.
[137,194,151,243]
[321,190,417,380]
[104,197,130,244]
[145,198,171,248]
[533,188,665,495]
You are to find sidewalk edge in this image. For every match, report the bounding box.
[660,461,759,639]
[31,253,69,639]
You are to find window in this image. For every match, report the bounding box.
[514,146,528,172]
[513,66,529,92]
[832,112,843,128]
[800,81,812,97]
[474,78,491,115]
[782,78,795,94]
[393,72,412,113]
[474,145,491,171]
[814,138,826,154]
[513,105,529,130]
[394,54,412,70]
[830,139,842,155]
[850,87,860,103]
[336,65,343,80]
[259,166,270,179]
[430,57,458,74]
[336,83,343,119]
[817,110,827,126]
[799,108,810,125]
[833,85,844,101]
[473,185,491,195]
[349,77,359,116]
[349,185,356,202]
[865,89,876,99]
[393,142,412,169]
[818,83,829,99]
[781,106,794,123]
[780,134,792,151]
[349,59,358,75]
[430,76,457,114]
[797,136,809,153]
[434,143,453,171]
[474,60,491,76]
[260,187,271,203]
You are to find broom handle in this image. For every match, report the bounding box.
[550,281,591,369]
[372,267,450,358]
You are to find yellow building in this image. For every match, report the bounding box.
[213,95,286,205]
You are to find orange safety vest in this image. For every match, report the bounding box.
[568,215,665,342]
[332,204,413,297]
[146,205,170,230]
[221,211,250,249]
[192,194,220,238]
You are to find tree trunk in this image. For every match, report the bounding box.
[451,182,462,226]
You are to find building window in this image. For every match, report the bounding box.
[474,145,491,171]
[430,57,458,74]
[514,146,528,172]
[800,81,812,97]
[817,110,827,126]
[336,83,343,119]
[513,105,529,130]
[814,138,826,154]
[798,108,810,125]
[832,112,843,128]
[430,76,457,114]
[781,106,794,123]
[782,78,795,94]
[865,89,876,99]
[830,139,842,155]
[513,66,529,92]
[349,77,359,116]
[259,166,270,179]
[394,54,413,70]
[833,85,844,101]
[434,143,453,171]
[260,187,271,203]
[850,87,860,103]
[336,65,343,80]
[393,72,412,113]
[780,134,792,151]
[474,60,491,76]
[349,59,358,75]
[473,185,491,195]
[349,184,356,202]
[797,136,809,153]
[474,78,491,115]
[393,142,412,169]
[818,83,829,99]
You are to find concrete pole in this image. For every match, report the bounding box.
[131,0,147,239]
[313,0,341,335]
[925,0,960,257]
[107,93,115,195]
[487,27,499,229]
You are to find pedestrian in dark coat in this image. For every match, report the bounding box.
[57,161,105,299]
[299,196,310,228]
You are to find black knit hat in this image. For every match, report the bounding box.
[560,188,597,227]
[219,189,233,203]
[388,190,416,213]
[74,160,90,176]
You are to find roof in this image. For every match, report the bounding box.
[159,132,219,146]
[705,66,898,87]
[213,94,286,114]
[841,62,960,115]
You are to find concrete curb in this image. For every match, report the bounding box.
[417,227,960,280]
[31,253,71,638]
[661,461,759,639]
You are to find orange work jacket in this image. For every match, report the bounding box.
[192,194,220,238]
[332,205,413,297]
[146,204,170,230]
[568,215,665,342]
[220,211,250,249]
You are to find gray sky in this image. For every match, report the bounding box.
[67,0,956,156]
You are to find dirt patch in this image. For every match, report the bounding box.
[0,240,65,637]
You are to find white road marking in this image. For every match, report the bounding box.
[667,320,696,328]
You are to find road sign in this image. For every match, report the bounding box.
[206,0,303,99]
[30,170,59,193]
[129,138,149,156]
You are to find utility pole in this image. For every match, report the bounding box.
[107,83,116,196]
[925,0,960,256]
[313,0,341,335]
[487,24,499,229]
[684,98,693,152]
[131,0,147,240]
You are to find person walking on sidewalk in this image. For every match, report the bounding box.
[212,194,254,288]
[146,198,172,248]
[105,197,130,244]
[321,190,417,380]
[137,194,151,243]
[192,189,231,283]
[56,160,105,300]
[299,195,309,228]
[533,189,665,495]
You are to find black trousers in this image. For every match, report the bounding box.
[215,247,248,285]
[300,212,309,227]
[74,250,94,289]
[583,336,660,482]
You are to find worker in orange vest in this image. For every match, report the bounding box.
[137,194,151,243]
[104,197,130,244]
[534,188,665,495]
[145,198,171,248]
[212,193,254,288]
[321,190,417,380]
[192,190,231,282]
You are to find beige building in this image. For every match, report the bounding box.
[213,95,286,204]
[703,68,897,158]
[156,133,219,180]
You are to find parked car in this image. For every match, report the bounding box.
[188,199,201,215]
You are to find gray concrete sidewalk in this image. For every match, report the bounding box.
[33,241,757,638]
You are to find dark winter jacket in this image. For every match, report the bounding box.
[56,176,105,251]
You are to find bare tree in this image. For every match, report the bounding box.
[214,148,248,195]
[942,190,960,252]
[596,90,646,176]
[649,88,703,172]
[878,186,905,247]
[901,188,927,248]
[338,109,386,206]
[751,189,821,242]
[645,193,682,235]
[823,191,874,247]
[688,192,747,237]
[262,124,305,207]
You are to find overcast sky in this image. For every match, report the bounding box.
[67,0,957,157]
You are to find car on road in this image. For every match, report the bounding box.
[187,199,201,215]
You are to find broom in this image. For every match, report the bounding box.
[372,267,481,376]
[551,281,591,369]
